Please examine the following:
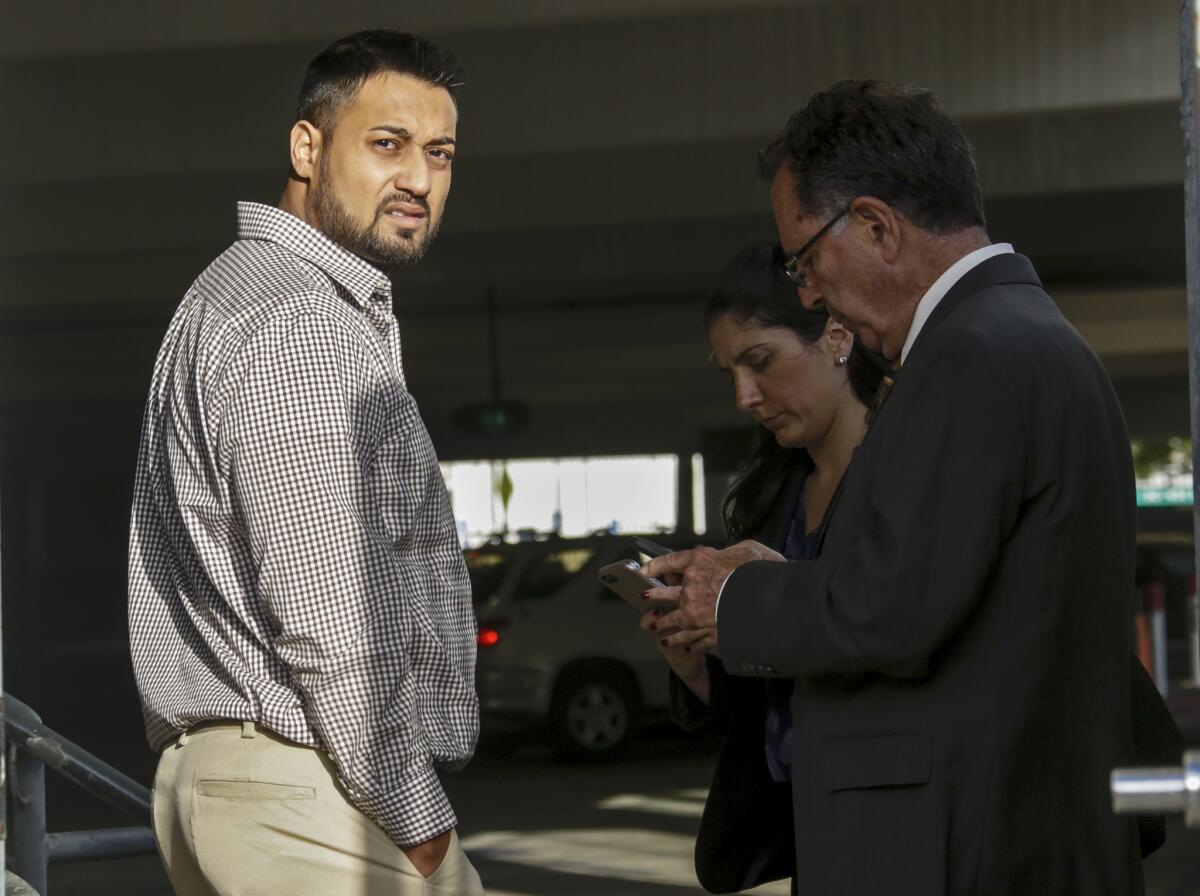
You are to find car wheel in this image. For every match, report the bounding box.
[550,664,638,760]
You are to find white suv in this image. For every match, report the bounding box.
[469,534,708,759]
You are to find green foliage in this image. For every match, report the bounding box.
[1131,438,1193,479]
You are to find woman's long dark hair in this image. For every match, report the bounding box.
[704,243,887,541]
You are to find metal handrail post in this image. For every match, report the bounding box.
[5,695,151,826]
[47,827,157,863]
[1183,0,1200,680]
[1,454,7,880]
[9,744,48,895]
[1113,750,1200,826]
[2,694,158,892]
[1189,575,1200,687]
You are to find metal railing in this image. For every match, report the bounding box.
[5,693,156,894]
[1113,749,1200,828]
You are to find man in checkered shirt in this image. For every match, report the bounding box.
[127,31,483,894]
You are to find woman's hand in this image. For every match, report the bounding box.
[640,605,710,704]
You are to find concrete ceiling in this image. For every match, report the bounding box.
[0,0,1190,455]
[0,0,805,58]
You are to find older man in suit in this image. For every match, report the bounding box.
[647,80,1151,894]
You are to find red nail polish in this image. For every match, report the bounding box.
[648,622,657,631]
[660,639,668,647]
[641,591,651,600]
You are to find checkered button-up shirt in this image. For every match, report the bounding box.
[128,202,478,847]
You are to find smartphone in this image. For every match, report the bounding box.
[632,536,672,559]
[597,559,676,612]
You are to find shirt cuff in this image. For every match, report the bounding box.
[349,759,457,848]
[713,568,735,624]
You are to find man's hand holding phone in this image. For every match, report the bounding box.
[642,540,785,651]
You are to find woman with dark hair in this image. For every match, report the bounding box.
[643,242,885,894]
[704,243,884,549]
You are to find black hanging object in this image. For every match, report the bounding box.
[453,288,530,435]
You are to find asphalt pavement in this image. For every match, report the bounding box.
[44,725,778,896]
[31,719,1200,895]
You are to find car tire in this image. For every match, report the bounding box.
[549,662,639,760]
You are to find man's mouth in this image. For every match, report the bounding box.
[383,205,426,227]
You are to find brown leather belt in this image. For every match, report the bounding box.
[175,719,256,746]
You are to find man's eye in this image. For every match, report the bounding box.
[428,148,454,163]
[374,139,398,150]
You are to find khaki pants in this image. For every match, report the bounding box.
[152,721,484,896]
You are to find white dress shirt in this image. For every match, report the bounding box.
[899,242,1014,364]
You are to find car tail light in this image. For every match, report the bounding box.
[477,622,504,648]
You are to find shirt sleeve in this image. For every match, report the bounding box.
[713,569,734,623]
[222,309,456,846]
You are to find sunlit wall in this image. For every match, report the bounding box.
[441,453,702,546]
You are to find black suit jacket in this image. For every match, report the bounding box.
[718,254,1162,895]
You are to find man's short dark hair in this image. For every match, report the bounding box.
[297,30,463,133]
[759,80,985,234]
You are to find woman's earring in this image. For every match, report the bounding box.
[836,355,849,366]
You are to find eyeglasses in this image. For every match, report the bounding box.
[780,204,851,288]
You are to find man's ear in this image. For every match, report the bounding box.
[849,196,902,264]
[289,121,322,181]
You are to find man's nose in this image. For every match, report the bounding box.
[395,148,432,197]
[798,283,824,311]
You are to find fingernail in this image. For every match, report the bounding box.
[684,645,691,653]
[641,591,651,600]
[659,639,668,647]
[648,622,657,631]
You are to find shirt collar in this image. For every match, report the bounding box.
[235,202,393,309]
[899,242,1014,364]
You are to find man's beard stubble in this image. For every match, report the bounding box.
[312,156,440,269]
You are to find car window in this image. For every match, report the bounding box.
[464,550,513,605]
[515,547,596,600]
